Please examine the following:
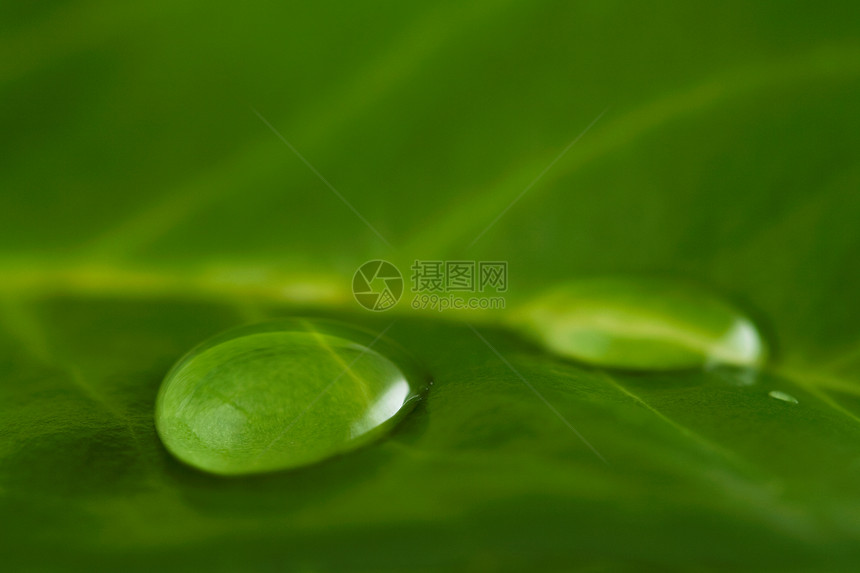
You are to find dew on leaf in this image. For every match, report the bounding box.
[512,277,767,371]
[155,319,429,476]
[768,390,798,404]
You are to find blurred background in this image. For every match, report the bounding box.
[2,1,860,571]
[3,1,860,359]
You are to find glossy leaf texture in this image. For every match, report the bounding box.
[2,1,860,571]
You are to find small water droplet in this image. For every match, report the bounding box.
[768,390,798,404]
[512,278,767,371]
[155,319,429,475]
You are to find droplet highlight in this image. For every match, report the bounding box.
[512,277,767,371]
[768,390,798,404]
[155,319,429,476]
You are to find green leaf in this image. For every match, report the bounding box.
[2,1,860,571]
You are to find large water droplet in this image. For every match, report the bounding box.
[512,278,767,371]
[768,390,798,404]
[155,319,429,476]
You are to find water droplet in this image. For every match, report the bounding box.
[768,390,798,404]
[155,319,429,475]
[512,278,767,371]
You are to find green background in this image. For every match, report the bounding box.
[2,1,860,571]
